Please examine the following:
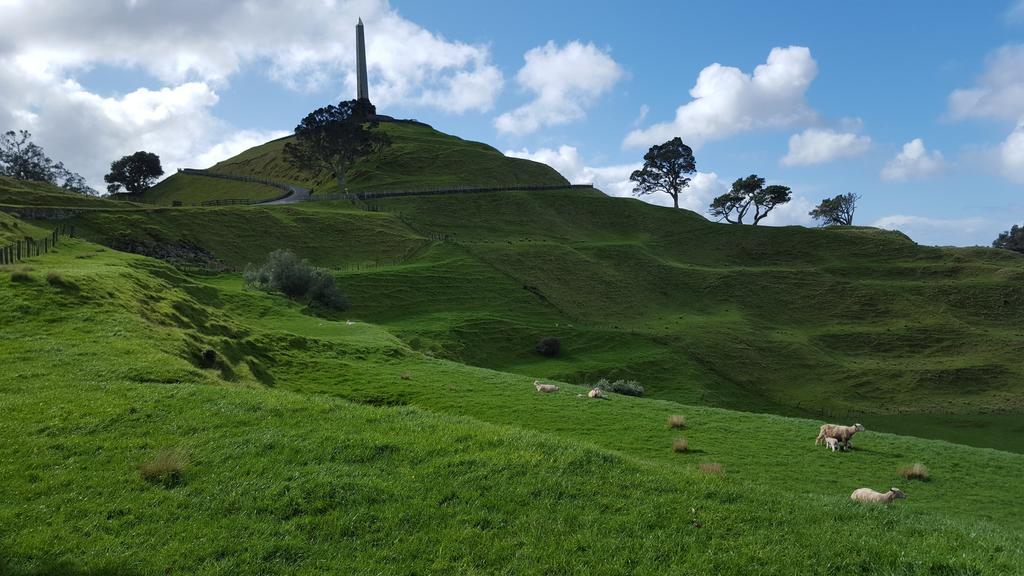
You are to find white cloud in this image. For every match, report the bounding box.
[495,41,623,135]
[192,129,292,170]
[781,128,871,166]
[948,44,1024,121]
[999,118,1024,182]
[758,195,815,226]
[872,215,988,246]
[624,46,818,149]
[880,139,947,181]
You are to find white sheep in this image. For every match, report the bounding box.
[815,423,865,450]
[824,437,840,452]
[850,487,906,504]
[534,380,559,393]
[587,387,607,399]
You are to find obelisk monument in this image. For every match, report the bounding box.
[356,18,369,102]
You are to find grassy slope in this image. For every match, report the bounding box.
[0,176,130,209]
[203,122,567,195]
[58,190,1024,451]
[141,173,285,205]
[2,235,1023,574]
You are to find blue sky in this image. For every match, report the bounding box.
[1,0,1022,245]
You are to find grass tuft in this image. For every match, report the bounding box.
[698,462,723,475]
[673,437,689,453]
[667,414,686,429]
[10,268,34,282]
[139,450,189,488]
[898,463,930,481]
[400,372,411,380]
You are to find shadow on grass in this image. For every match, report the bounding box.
[0,556,143,576]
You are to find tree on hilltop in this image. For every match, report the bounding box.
[629,137,696,209]
[709,174,791,225]
[809,193,860,226]
[993,225,1024,254]
[284,99,390,191]
[104,151,164,195]
[0,129,94,194]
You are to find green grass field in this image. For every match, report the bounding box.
[2,235,1023,574]
[142,173,286,205]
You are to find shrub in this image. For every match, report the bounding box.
[244,249,348,310]
[536,337,561,357]
[596,378,645,397]
[699,462,723,475]
[673,437,689,453]
[667,415,686,429]
[898,463,930,481]
[139,450,189,488]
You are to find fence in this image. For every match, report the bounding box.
[308,183,594,202]
[177,168,296,204]
[0,224,74,265]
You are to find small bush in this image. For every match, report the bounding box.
[673,437,689,453]
[667,415,686,429]
[699,462,723,475]
[244,249,348,310]
[536,337,561,357]
[898,463,930,481]
[139,450,189,488]
[596,378,645,397]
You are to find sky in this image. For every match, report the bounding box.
[1,0,1023,246]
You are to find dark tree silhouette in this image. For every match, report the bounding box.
[104,151,164,194]
[629,137,696,209]
[284,99,389,191]
[0,129,93,193]
[993,224,1024,254]
[709,174,791,225]
[809,193,860,226]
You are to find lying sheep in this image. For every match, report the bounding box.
[850,487,906,504]
[815,423,865,450]
[534,380,559,393]
[824,437,841,452]
[587,387,607,399]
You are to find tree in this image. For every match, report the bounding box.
[709,174,792,225]
[104,151,164,194]
[629,137,696,209]
[0,129,94,193]
[283,99,389,191]
[809,193,860,226]
[992,225,1024,254]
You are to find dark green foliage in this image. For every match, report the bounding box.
[810,193,860,226]
[629,137,696,209]
[992,224,1024,253]
[535,337,561,357]
[595,378,645,397]
[0,129,93,194]
[284,99,390,191]
[104,151,164,195]
[710,174,792,225]
[244,249,348,310]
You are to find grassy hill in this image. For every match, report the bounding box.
[2,232,1023,574]
[39,187,1024,454]
[141,121,568,205]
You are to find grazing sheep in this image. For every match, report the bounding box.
[824,437,840,452]
[815,423,865,450]
[534,380,559,393]
[850,487,906,504]
[588,387,607,399]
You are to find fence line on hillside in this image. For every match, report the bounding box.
[176,168,296,205]
[0,224,74,265]
[309,183,593,202]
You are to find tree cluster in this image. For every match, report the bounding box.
[809,193,860,226]
[709,175,792,225]
[104,151,164,195]
[993,225,1024,254]
[0,130,95,194]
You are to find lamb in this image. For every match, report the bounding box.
[534,380,559,393]
[824,437,840,452]
[587,387,607,399]
[850,487,906,504]
[815,423,865,450]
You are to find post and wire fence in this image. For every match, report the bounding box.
[0,224,74,265]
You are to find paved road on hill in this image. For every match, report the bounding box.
[261,184,312,205]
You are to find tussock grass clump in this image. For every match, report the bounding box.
[898,463,930,481]
[139,450,189,488]
[244,249,348,310]
[400,372,411,380]
[699,462,723,475]
[45,271,74,288]
[667,414,686,429]
[535,337,561,357]
[10,268,34,282]
[596,378,645,397]
[673,437,689,453]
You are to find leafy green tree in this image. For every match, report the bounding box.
[284,99,389,191]
[104,151,164,194]
[0,129,93,193]
[709,174,792,225]
[809,193,860,226]
[992,225,1024,254]
[629,137,696,209]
